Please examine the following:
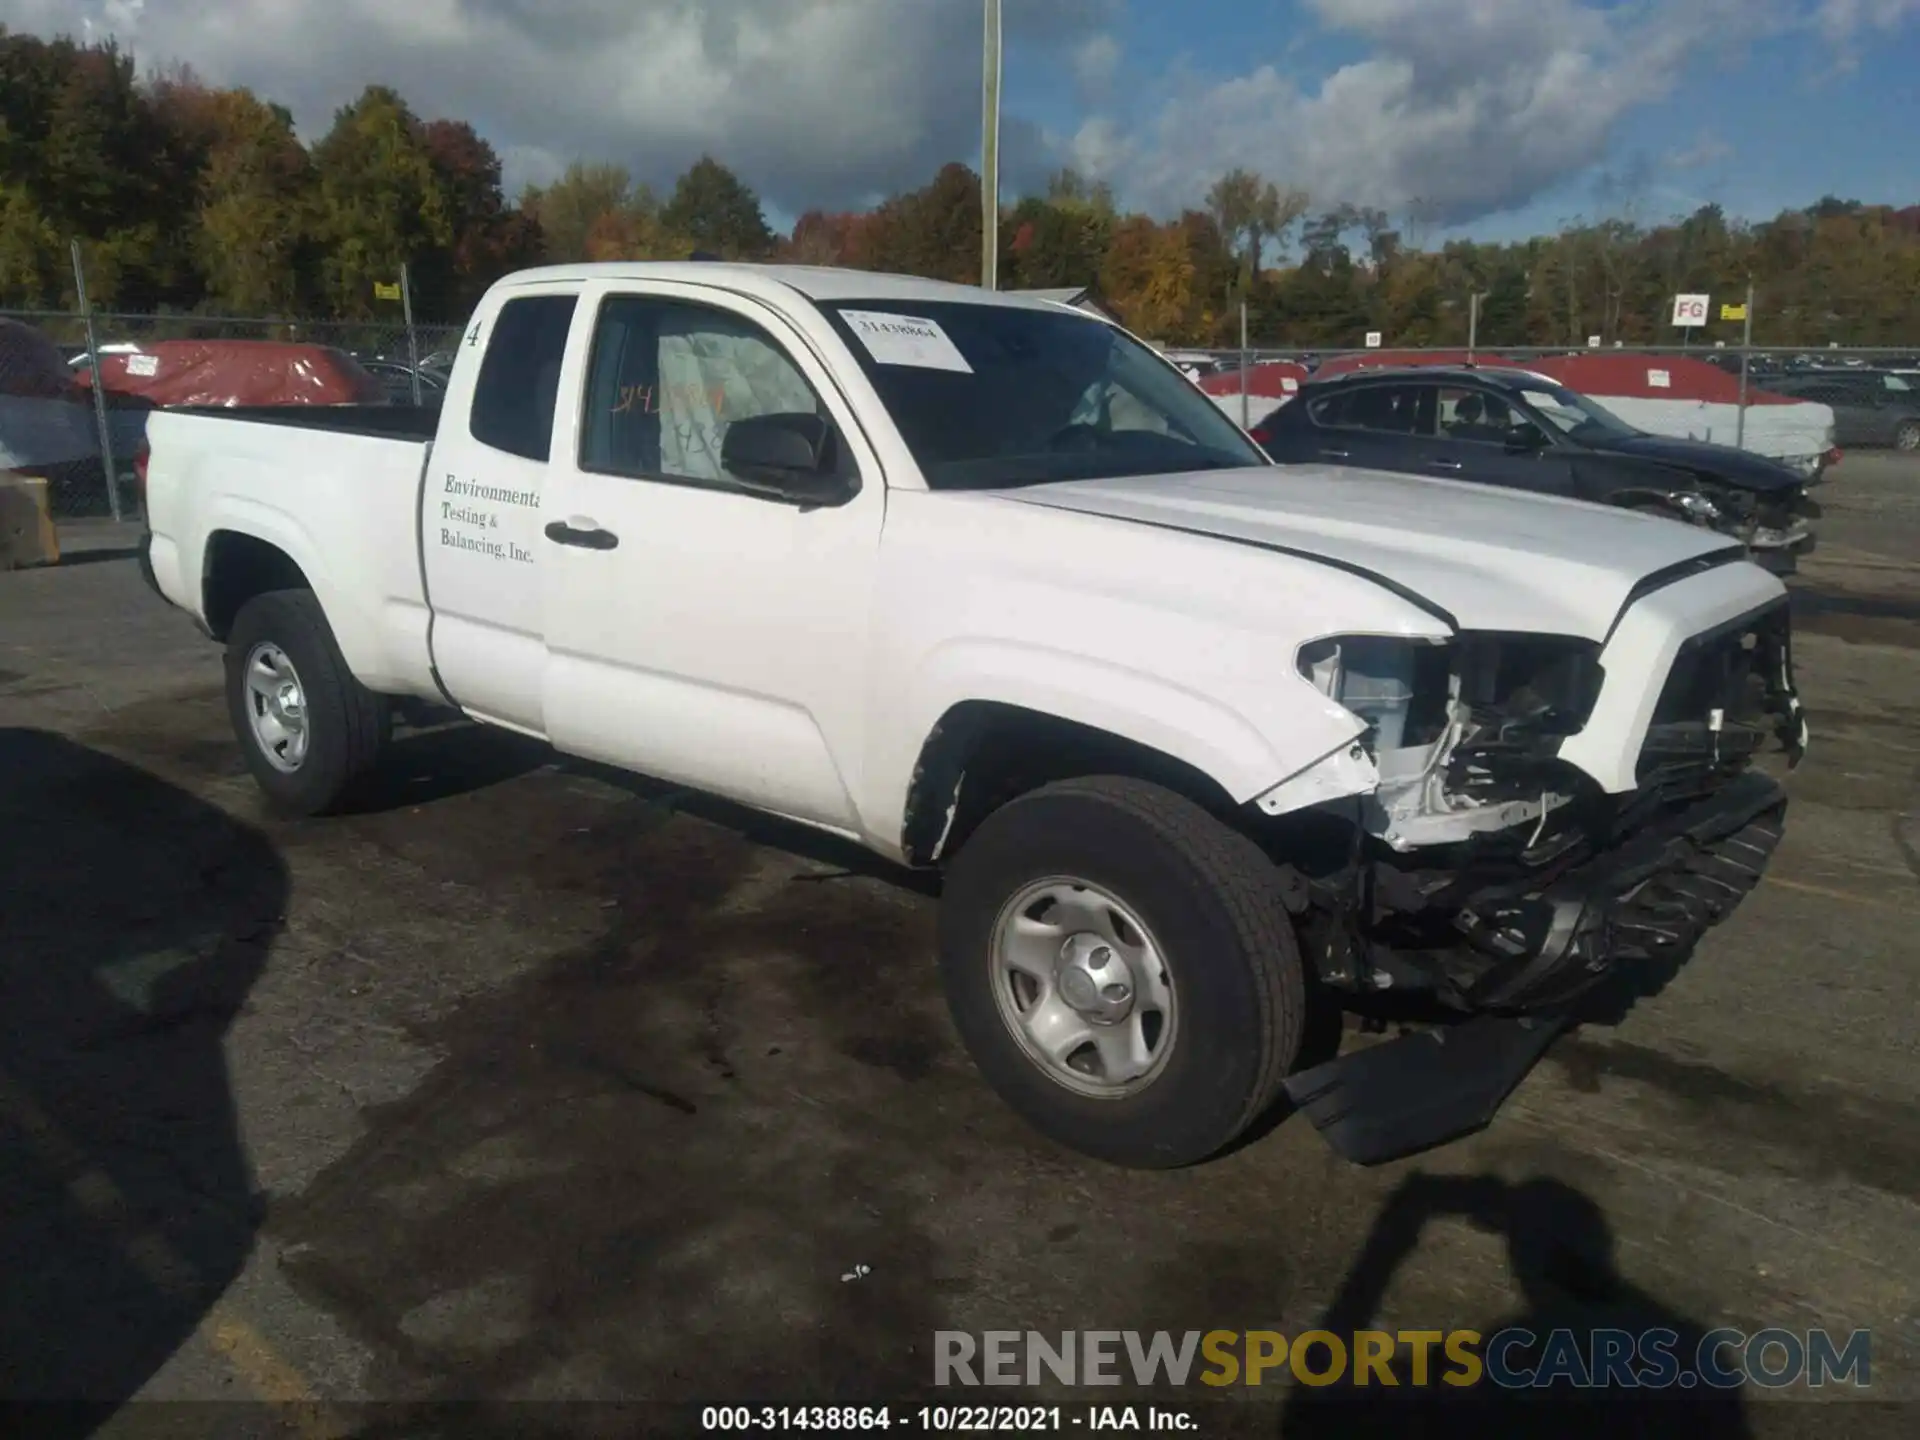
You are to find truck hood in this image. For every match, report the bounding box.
[993,464,1746,640]
[1585,432,1807,492]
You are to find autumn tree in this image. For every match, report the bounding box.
[1174,210,1240,345]
[863,163,983,283]
[783,209,879,267]
[1100,217,1193,340]
[414,119,542,315]
[1000,169,1115,291]
[659,156,774,259]
[522,162,652,264]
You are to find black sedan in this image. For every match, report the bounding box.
[1251,366,1818,572]
[1759,370,1920,452]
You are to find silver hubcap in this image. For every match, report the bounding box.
[244,642,309,773]
[990,878,1177,1099]
[1899,425,1919,452]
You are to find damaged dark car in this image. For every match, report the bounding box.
[1252,366,1820,573]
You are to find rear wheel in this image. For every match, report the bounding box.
[939,776,1305,1168]
[1895,420,1920,453]
[225,589,389,816]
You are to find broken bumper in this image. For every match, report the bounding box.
[1283,772,1788,1165]
[1748,522,1814,574]
[1451,770,1787,1012]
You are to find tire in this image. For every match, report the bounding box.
[1896,420,1920,453]
[938,775,1306,1168]
[225,589,389,817]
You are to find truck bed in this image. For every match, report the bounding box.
[142,405,441,698]
[170,405,440,443]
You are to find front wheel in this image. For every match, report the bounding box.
[938,776,1306,1168]
[1895,420,1920,453]
[225,589,389,817]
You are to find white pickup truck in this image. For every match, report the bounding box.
[140,262,1808,1168]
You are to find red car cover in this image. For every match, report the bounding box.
[81,340,388,407]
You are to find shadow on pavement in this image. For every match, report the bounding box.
[0,728,288,1437]
[1280,1172,1751,1438]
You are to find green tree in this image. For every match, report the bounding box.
[0,183,62,306]
[155,79,316,314]
[659,156,773,259]
[0,30,197,307]
[309,86,452,318]
[1206,168,1309,281]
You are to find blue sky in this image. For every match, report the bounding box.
[995,0,1920,246]
[12,0,1919,244]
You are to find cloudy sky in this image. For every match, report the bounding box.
[5,0,1917,240]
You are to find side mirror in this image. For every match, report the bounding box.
[721,412,853,505]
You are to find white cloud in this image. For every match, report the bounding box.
[1814,0,1920,38]
[0,0,1908,230]
[1810,0,1920,67]
[0,0,1111,207]
[1071,32,1121,103]
[1076,0,1797,224]
[1666,134,1735,170]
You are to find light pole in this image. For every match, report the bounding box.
[981,0,1002,289]
[1467,289,1489,363]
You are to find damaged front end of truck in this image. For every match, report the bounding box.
[1254,601,1807,1164]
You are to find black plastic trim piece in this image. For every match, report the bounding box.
[1601,547,1748,644]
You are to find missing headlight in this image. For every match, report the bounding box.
[1456,635,1605,739]
[1298,633,1603,758]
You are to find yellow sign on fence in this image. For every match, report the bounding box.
[1721,303,1747,321]
[374,281,402,302]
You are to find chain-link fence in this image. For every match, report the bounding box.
[7,298,1918,529]
[0,307,465,521]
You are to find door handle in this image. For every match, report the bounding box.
[544,519,619,550]
[1319,447,1350,460]
[1427,458,1464,472]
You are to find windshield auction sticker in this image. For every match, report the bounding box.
[841,310,974,373]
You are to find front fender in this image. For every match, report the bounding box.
[885,636,1368,825]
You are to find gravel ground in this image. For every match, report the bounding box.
[3,455,1917,1438]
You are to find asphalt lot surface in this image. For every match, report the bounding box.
[3,455,1918,1437]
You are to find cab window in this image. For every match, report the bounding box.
[1437,386,1550,448]
[1308,384,1429,434]
[580,295,848,488]
[469,294,578,462]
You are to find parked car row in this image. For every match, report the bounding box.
[1760,369,1920,451]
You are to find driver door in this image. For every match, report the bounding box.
[1423,385,1577,496]
[538,282,886,832]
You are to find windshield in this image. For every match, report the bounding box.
[1516,382,1640,441]
[820,300,1266,489]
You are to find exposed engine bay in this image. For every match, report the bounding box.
[1256,603,1806,1016]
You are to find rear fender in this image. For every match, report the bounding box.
[197,501,379,677]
